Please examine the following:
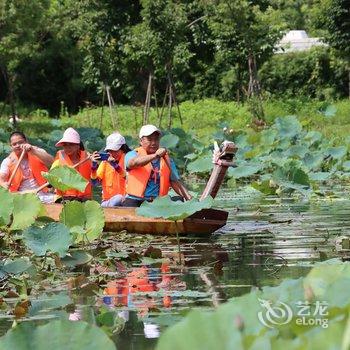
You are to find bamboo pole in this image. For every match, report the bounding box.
[105,85,116,128]
[7,149,26,187]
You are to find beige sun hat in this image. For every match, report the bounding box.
[139,124,161,138]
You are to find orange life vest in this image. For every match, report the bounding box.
[53,150,92,198]
[8,152,48,192]
[98,154,126,200]
[126,147,170,198]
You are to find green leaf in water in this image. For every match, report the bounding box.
[2,258,33,275]
[59,200,104,243]
[161,133,180,149]
[303,152,325,171]
[0,188,13,227]
[304,263,350,309]
[186,156,212,173]
[29,293,72,316]
[309,172,331,181]
[326,147,347,160]
[11,193,43,230]
[157,261,350,350]
[137,196,214,221]
[23,222,71,257]
[61,251,93,268]
[273,160,310,187]
[342,161,350,171]
[251,180,277,195]
[284,145,308,158]
[84,201,105,242]
[59,201,85,227]
[0,319,116,350]
[228,164,262,179]
[42,165,88,192]
[274,115,302,139]
[320,104,337,118]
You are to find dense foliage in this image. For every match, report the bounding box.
[157,259,350,349]
[0,0,349,115]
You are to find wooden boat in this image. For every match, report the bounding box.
[44,203,228,235]
[44,141,237,235]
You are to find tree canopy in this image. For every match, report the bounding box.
[0,0,349,115]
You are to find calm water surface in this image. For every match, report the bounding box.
[2,186,350,349]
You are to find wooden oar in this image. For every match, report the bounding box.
[7,149,26,188]
[35,156,91,193]
[162,155,191,201]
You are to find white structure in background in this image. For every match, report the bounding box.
[276,30,326,53]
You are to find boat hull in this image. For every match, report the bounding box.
[44,204,228,235]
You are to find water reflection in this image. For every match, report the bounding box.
[102,264,178,317]
[2,187,350,350]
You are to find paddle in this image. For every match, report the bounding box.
[35,155,91,193]
[7,149,26,188]
[162,154,191,201]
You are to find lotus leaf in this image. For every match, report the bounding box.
[303,152,325,171]
[326,146,347,160]
[42,166,88,192]
[157,261,350,350]
[2,258,33,275]
[11,193,43,230]
[161,133,180,149]
[61,251,93,268]
[0,188,13,227]
[274,115,302,139]
[228,164,262,179]
[59,200,105,243]
[251,180,277,195]
[342,161,350,171]
[23,222,72,257]
[285,145,308,158]
[137,196,214,221]
[309,172,331,181]
[321,104,337,118]
[29,293,72,316]
[273,161,310,187]
[187,156,212,173]
[0,319,116,350]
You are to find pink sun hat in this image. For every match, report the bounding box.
[55,127,81,147]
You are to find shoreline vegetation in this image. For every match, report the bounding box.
[1,98,350,142]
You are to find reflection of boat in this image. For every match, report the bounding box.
[103,264,177,315]
[44,204,228,235]
[44,141,236,235]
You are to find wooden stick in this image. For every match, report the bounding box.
[35,156,91,193]
[8,149,26,187]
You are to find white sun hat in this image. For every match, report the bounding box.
[139,124,161,138]
[105,133,126,151]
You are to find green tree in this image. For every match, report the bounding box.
[315,0,350,97]
[61,0,141,112]
[123,0,192,125]
[0,0,49,119]
[206,0,284,120]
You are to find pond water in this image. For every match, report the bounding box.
[1,186,350,349]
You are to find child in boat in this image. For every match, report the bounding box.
[91,133,131,207]
[0,131,55,203]
[51,127,98,202]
